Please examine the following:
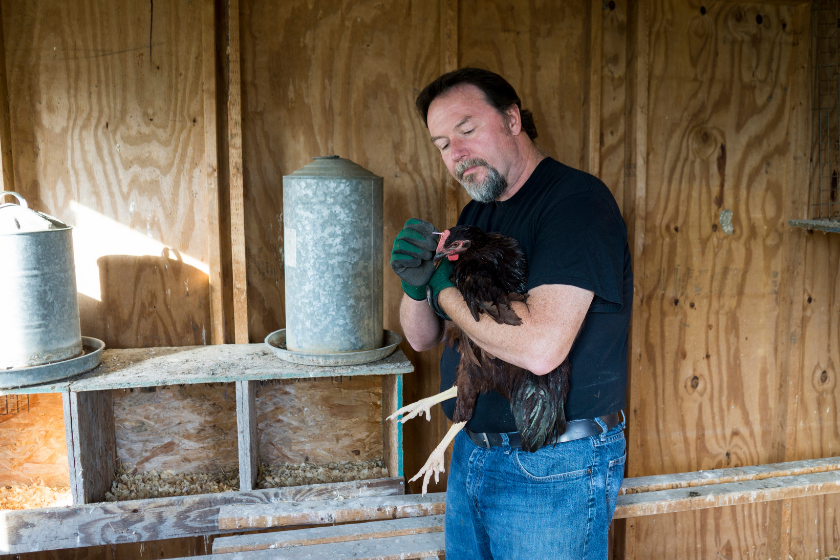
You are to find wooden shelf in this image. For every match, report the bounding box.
[0,344,412,508]
[0,344,413,395]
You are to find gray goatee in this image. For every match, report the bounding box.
[455,158,508,203]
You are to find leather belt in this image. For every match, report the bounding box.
[466,411,624,450]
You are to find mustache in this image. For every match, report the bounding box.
[455,158,492,181]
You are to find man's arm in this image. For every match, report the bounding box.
[399,294,446,352]
[437,284,593,375]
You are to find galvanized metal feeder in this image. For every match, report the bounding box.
[265,156,400,366]
[0,191,104,387]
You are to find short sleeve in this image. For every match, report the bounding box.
[526,188,628,313]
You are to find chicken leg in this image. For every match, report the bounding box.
[386,386,457,424]
[410,421,467,495]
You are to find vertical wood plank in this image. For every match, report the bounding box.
[236,380,258,491]
[768,5,811,559]
[63,391,116,505]
[0,2,13,192]
[441,0,460,230]
[382,374,403,478]
[622,0,649,556]
[227,0,249,344]
[583,0,603,177]
[203,0,226,345]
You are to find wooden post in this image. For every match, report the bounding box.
[441,0,460,230]
[382,374,404,478]
[63,391,116,505]
[227,0,249,344]
[203,0,226,345]
[621,0,649,557]
[236,380,259,491]
[0,2,14,193]
[768,4,812,559]
[583,0,603,176]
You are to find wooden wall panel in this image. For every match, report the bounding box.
[2,0,212,349]
[787,231,840,558]
[629,1,806,556]
[256,377,382,465]
[457,0,586,211]
[113,384,238,474]
[600,1,627,206]
[239,0,445,494]
[0,394,68,486]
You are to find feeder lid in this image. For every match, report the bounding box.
[287,155,381,179]
[0,191,69,235]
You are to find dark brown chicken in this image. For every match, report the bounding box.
[435,224,571,452]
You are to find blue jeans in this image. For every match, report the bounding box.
[444,421,626,559]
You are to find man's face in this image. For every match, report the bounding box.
[427,85,518,203]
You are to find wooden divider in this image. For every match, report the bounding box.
[62,391,116,505]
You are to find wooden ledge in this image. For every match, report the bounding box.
[0,477,404,555]
[0,344,413,395]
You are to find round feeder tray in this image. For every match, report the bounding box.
[0,336,105,390]
[265,329,402,367]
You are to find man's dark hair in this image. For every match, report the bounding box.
[415,67,538,140]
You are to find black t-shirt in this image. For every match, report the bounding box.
[439,157,633,431]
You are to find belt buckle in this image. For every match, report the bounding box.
[482,432,491,448]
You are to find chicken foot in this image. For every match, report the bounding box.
[386,386,457,424]
[410,421,467,495]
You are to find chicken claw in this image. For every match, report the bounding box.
[409,421,467,495]
[386,386,458,424]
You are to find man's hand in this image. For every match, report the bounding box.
[390,219,438,300]
[425,259,455,320]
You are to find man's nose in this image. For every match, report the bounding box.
[449,138,469,162]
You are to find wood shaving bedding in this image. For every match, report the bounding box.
[0,480,72,510]
[257,458,389,489]
[105,467,239,501]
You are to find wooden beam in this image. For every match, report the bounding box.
[62,391,116,505]
[23,345,413,394]
[622,0,649,557]
[219,469,840,531]
[0,2,14,193]
[583,0,603,176]
[621,457,840,495]
[187,531,445,559]
[236,380,258,491]
[769,4,813,559]
[0,477,404,555]
[441,0,460,230]
[614,471,840,519]
[218,493,446,530]
[381,374,403,478]
[212,514,445,553]
[227,0,249,344]
[203,0,226,345]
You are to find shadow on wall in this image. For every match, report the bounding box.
[78,249,210,349]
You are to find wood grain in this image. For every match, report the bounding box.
[63,390,116,505]
[2,0,213,350]
[256,376,383,465]
[583,0,603,177]
[237,380,258,491]
[113,383,238,475]
[0,394,68,486]
[630,1,806,556]
[0,477,404,554]
[600,0,627,206]
[212,514,445,553]
[0,2,13,192]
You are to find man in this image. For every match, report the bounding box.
[391,68,632,559]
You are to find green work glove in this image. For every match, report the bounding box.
[426,258,455,320]
[390,219,438,300]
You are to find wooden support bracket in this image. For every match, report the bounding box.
[236,380,258,491]
[62,391,116,505]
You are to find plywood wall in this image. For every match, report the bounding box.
[2,0,840,558]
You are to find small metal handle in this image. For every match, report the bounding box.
[0,191,27,209]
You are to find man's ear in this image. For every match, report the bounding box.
[505,105,522,136]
